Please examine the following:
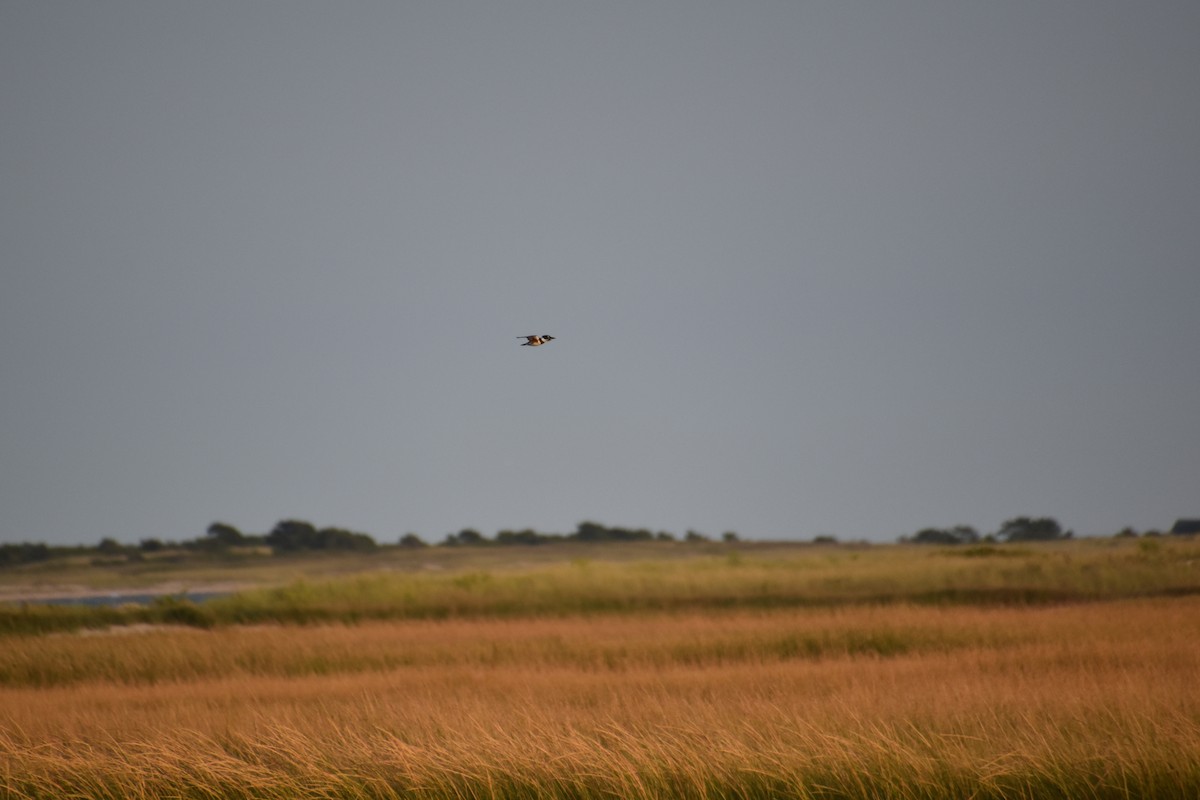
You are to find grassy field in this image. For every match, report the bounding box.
[2,537,1199,798]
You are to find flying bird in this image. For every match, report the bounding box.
[518,335,556,346]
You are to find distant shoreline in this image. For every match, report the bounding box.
[0,582,252,606]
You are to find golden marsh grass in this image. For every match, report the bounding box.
[2,540,1200,798]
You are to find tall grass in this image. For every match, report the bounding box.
[4,537,1199,634]
[3,598,1199,798]
[2,539,1199,798]
[209,537,1200,622]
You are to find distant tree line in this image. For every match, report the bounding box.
[263,520,377,552]
[189,520,376,553]
[3,514,1191,569]
[436,521,737,547]
[0,520,741,568]
[442,521,670,547]
[903,516,1088,545]
[0,520,377,568]
[906,525,983,546]
[899,517,1191,544]
[0,542,52,568]
[903,517,1069,545]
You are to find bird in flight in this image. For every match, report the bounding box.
[518,335,556,346]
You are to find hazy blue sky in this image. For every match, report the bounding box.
[3,2,1198,546]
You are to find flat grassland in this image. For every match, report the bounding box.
[2,538,1199,799]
